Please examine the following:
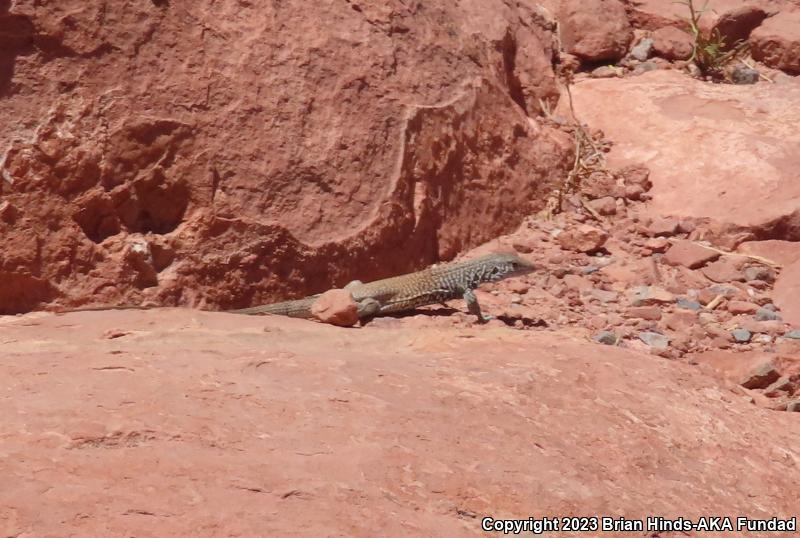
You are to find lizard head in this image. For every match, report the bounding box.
[485,252,536,281]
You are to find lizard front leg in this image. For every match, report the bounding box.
[355,297,382,319]
[345,280,382,319]
[463,289,493,323]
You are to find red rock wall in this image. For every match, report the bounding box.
[0,0,572,312]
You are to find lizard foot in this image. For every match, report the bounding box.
[356,297,381,318]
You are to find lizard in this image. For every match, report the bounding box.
[53,252,535,323]
[229,252,535,322]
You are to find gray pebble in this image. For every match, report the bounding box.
[676,298,702,311]
[785,330,800,340]
[632,62,659,76]
[630,38,653,61]
[709,284,738,296]
[743,265,775,283]
[731,328,752,343]
[755,308,781,322]
[730,65,759,85]
[639,331,670,349]
[591,66,621,78]
[594,331,618,346]
[590,289,619,304]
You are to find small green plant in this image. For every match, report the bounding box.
[678,0,749,78]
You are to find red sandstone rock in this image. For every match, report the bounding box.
[697,288,719,306]
[651,26,694,60]
[0,0,570,314]
[629,285,675,306]
[663,240,721,269]
[1,310,798,535]
[506,280,530,295]
[737,240,800,267]
[740,360,782,390]
[712,6,768,50]
[624,0,792,31]
[624,184,646,201]
[737,318,785,336]
[664,310,698,332]
[647,216,680,237]
[677,219,697,234]
[644,237,670,253]
[773,260,800,326]
[582,172,620,200]
[618,164,653,192]
[750,10,800,75]
[670,332,694,353]
[563,274,594,292]
[710,335,734,349]
[727,300,759,315]
[601,261,644,290]
[566,70,800,236]
[559,0,634,62]
[701,257,745,283]
[557,224,609,253]
[693,349,776,384]
[625,306,663,321]
[588,196,617,216]
[310,289,359,327]
[764,376,793,398]
[1,1,799,530]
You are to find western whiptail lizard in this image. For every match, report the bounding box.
[54,252,534,323]
[230,252,535,322]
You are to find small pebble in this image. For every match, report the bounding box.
[593,256,614,268]
[752,334,772,344]
[639,331,670,350]
[630,38,654,61]
[629,286,675,307]
[711,284,738,294]
[731,328,752,343]
[785,330,800,340]
[676,298,702,311]
[632,62,658,75]
[743,265,775,283]
[755,308,781,322]
[591,65,621,78]
[594,331,618,346]
[730,65,759,85]
[590,289,619,303]
[698,312,716,324]
[582,265,599,275]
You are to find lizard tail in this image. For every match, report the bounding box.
[227,296,318,318]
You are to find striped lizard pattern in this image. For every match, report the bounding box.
[231,252,535,322]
